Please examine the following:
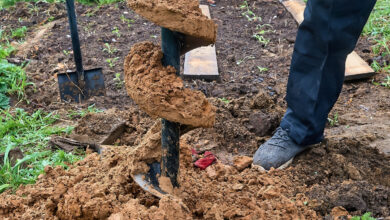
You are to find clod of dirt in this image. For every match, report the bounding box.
[307,181,390,217]
[233,155,253,171]
[124,42,215,128]
[127,0,217,54]
[248,111,279,136]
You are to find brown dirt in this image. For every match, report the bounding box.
[124,42,215,128]
[127,0,217,54]
[0,137,319,220]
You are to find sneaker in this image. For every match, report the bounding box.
[253,127,308,170]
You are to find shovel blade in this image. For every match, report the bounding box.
[84,68,105,98]
[133,162,166,198]
[58,72,82,102]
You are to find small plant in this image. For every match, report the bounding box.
[120,15,135,27]
[67,104,103,119]
[239,1,261,22]
[150,35,158,39]
[48,16,55,22]
[11,26,27,39]
[253,24,272,46]
[350,212,375,220]
[63,50,70,56]
[102,43,118,54]
[86,5,101,17]
[113,73,125,89]
[106,57,119,68]
[112,27,120,38]
[236,55,255,65]
[327,112,339,127]
[257,66,268,73]
[0,43,15,59]
[219,97,230,104]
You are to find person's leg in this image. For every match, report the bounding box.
[253,0,376,170]
[281,0,377,146]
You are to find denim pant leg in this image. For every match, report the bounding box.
[280,0,377,146]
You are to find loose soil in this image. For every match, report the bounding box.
[0,0,389,218]
[124,42,215,127]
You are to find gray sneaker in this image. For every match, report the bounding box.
[253,127,307,170]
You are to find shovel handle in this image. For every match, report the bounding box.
[65,0,84,77]
[160,28,182,188]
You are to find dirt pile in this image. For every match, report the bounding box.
[124,42,215,128]
[127,0,217,53]
[290,138,390,217]
[0,136,319,219]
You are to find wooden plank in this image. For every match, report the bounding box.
[282,0,375,81]
[183,4,219,80]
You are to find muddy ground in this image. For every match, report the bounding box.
[0,0,389,218]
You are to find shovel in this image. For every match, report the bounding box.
[57,0,105,103]
[133,28,183,198]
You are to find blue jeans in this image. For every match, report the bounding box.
[280,0,377,146]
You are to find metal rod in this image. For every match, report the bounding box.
[161,27,181,188]
[65,0,84,77]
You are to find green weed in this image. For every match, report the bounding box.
[67,104,103,119]
[105,57,119,68]
[113,73,124,89]
[11,26,27,39]
[257,66,268,73]
[236,55,255,65]
[240,1,261,22]
[219,97,231,104]
[112,27,120,38]
[103,43,118,54]
[351,212,376,220]
[327,112,339,127]
[120,15,135,27]
[0,43,15,59]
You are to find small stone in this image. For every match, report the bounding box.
[232,184,244,191]
[233,156,253,171]
[206,166,217,179]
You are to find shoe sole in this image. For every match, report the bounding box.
[252,157,294,172]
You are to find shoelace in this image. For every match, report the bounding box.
[267,128,291,149]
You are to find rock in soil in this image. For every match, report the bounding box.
[233,155,253,171]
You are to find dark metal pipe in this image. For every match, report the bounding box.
[161,27,182,188]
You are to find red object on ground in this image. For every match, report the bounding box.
[191,148,198,155]
[194,151,216,170]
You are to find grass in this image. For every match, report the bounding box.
[0,0,124,8]
[351,212,376,220]
[0,108,83,193]
[363,0,390,87]
[0,28,32,109]
[67,104,103,119]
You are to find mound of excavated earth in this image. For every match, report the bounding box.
[0,132,319,219]
[124,41,215,128]
[127,0,217,53]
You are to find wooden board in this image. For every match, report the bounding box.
[282,0,375,81]
[183,5,219,80]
